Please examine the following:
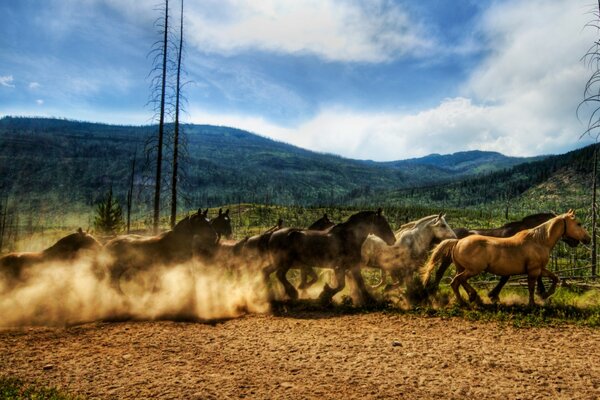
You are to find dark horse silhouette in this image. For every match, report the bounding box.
[104,209,218,291]
[429,212,581,302]
[265,209,395,304]
[298,213,336,289]
[210,208,233,240]
[0,228,102,287]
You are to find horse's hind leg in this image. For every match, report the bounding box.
[450,270,468,306]
[318,267,346,305]
[539,268,559,300]
[349,265,376,305]
[488,276,509,303]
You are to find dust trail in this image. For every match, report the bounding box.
[0,255,269,327]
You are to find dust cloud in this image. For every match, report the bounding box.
[0,255,270,327]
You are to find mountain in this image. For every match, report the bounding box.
[0,116,554,215]
[351,143,597,210]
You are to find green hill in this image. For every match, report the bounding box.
[0,116,538,216]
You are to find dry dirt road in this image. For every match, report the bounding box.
[1,311,599,399]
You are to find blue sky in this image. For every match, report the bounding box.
[0,0,596,160]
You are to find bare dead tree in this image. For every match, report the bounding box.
[580,1,600,276]
[151,0,170,234]
[170,0,184,228]
[126,149,137,234]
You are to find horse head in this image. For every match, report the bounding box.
[429,213,457,241]
[371,208,396,245]
[563,209,591,245]
[211,208,233,239]
[308,213,335,231]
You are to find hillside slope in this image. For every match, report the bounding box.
[0,116,536,211]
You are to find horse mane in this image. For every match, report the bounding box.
[499,213,556,231]
[527,214,563,244]
[396,215,439,234]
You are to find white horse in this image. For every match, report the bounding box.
[361,214,456,291]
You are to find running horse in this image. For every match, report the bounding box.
[298,213,336,289]
[104,209,218,291]
[0,228,102,287]
[427,213,580,302]
[421,210,590,306]
[361,213,456,291]
[265,209,396,304]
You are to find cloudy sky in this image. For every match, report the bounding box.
[0,0,597,160]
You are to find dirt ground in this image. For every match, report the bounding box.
[1,311,599,400]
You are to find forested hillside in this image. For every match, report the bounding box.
[0,117,537,215]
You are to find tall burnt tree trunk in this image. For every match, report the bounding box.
[592,145,598,276]
[127,151,136,234]
[170,0,184,229]
[153,0,169,234]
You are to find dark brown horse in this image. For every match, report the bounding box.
[0,228,102,287]
[237,218,285,271]
[104,209,218,291]
[265,209,395,304]
[210,208,233,240]
[298,214,336,289]
[427,213,580,302]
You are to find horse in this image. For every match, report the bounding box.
[103,209,218,291]
[210,208,233,240]
[265,209,396,304]
[361,213,456,291]
[421,210,591,307]
[427,213,581,302]
[0,228,102,287]
[298,213,336,289]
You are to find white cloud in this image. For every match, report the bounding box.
[187,0,597,160]
[36,99,44,105]
[0,75,15,88]
[29,82,41,89]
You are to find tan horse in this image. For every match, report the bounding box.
[421,210,591,306]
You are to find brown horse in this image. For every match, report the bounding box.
[103,209,218,291]
[298,214,336,289]
[427,212,581,301]
[421,210,591,306]
[0,228,102,287]
[210,208,233,240]
[265,209,396,304]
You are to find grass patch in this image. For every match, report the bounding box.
[0,377,81,400]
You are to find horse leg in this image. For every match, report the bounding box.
[536,276,546,297]
[318,267,346,305]
[461,279,483,306]
[488,276,509,303]
[429,255,452,293]
[527,273,539,307]
[450,269,468,306]
[539,268,559,300]
[384,270,402,292]
[349,265,376,305]
[299,266,318,290]
[275,263,298,301]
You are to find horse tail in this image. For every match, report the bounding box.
[421,239,458,292]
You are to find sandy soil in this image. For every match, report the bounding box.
[1,311,599,400]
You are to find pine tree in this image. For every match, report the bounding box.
[94,188,124,235]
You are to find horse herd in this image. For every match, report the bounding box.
[0,207,591,308]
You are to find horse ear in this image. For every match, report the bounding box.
[77,227,83,234]
[376,208,382,216]
[277,218,284,228]
[323,213,328,218]
[197,208,203,215]
[225,209,230,215]
[203,209,209,217]
[218,208,222,216]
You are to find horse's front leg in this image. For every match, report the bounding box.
[349,264,376,305]
[298,266,318,290]
[276,262,298,301]
[539,268,559,300]
[318,266,346,305]
[527,273,538,307]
